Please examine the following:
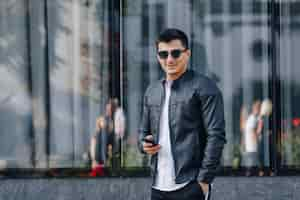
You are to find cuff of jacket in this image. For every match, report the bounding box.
[197,168,216,184]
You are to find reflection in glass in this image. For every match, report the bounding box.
[0,0,121,177]
[122,0,165,168]
[46,0,121,176]
[0,0,33,169]
[2,0,298,177]
[46,0,99,171]
[279,1,300,168]
[89,99,122,176]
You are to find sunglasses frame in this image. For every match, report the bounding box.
[157,48,188,59]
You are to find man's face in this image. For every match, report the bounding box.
[157,39,191,80]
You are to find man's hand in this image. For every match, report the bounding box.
[198,182,209,194]
[143,135,161,155]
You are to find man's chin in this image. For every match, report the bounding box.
[166,69,178,74]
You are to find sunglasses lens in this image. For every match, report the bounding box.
[158,49,186,59]
[158,51,168,59]
[171,49,182,58]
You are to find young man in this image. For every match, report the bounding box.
[138,28,226,200]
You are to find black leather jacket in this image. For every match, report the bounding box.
[138,69,226,184]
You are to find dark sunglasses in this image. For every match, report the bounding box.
[157,49,187,59]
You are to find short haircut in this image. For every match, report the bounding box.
[156,28,189,50]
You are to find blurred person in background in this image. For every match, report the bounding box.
[258,99,273,176]
[243,100,262,176]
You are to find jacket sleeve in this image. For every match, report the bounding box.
[198,88,226,184]
[138,91,151,154]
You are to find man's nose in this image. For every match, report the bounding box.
[166,54,175,64]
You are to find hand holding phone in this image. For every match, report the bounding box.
[143,137,157,146]
[142,135,160,155]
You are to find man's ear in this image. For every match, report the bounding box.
[186,49,191,58]
[186,49,192,59]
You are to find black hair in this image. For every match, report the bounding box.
[156,28,189,50]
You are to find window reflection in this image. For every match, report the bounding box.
[89,98,125,176]
[240,99,272,176]
[2,0,300,177]
[0,0,33,169]
[279,1,300,169]
[0,0,121,176]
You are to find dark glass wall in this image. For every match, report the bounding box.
[0,0,299,177]
[279,1,300,170]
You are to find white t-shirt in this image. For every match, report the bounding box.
[152,80,189,191]
[244,114,259,153]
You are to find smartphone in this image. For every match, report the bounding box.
[143,137,157,146]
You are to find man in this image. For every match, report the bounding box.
[138,28,226,200]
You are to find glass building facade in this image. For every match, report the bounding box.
[0,0,300,177]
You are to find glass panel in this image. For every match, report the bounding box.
[0,0,279,177]
[0,0,33,169]
[197,0,272,176]
[279,0,300,168]
[47,0,116,176]
[0,0,120,177]
[122,0,272,176]
[122,0,165,169]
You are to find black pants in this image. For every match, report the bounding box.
[151,181,207,200]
